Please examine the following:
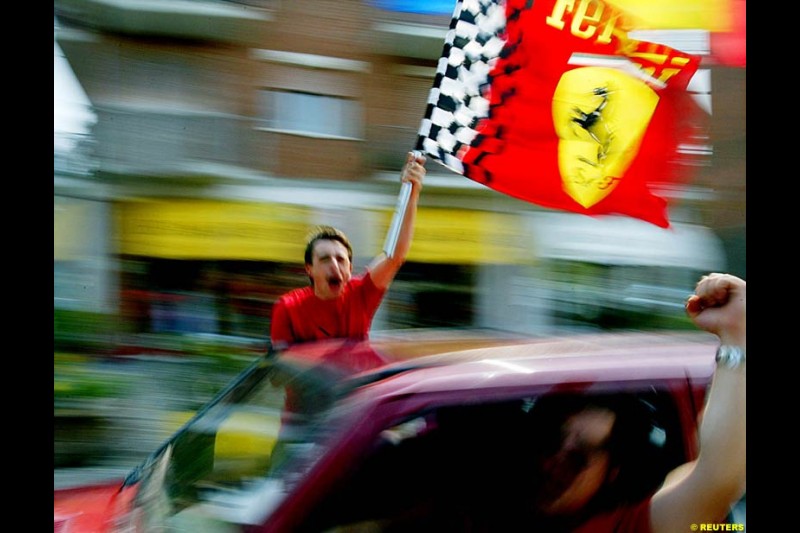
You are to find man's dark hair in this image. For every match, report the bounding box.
[591,394,668,502]
[525,392,676,507]
[304,226,354,266]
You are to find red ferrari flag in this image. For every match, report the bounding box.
[415,0,707,227]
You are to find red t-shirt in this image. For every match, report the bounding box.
[270,272,386,346]
[474,497,653,532]
[572,497,652,533]
[425,495,654,531]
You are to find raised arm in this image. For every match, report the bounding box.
[650,273,746,533]
[369,151,426,290]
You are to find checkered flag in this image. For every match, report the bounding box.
[415,0,508,177]
[414,0,705,228]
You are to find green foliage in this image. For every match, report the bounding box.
[53,309,115,352]
[54,353,129,404]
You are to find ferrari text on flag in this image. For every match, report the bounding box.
[415,0,709,227]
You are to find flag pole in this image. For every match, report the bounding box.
[382,150,421,258]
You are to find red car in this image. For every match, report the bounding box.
[54,331,721,532]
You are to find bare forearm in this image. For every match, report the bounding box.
[696,363,746,496]
[369,153,425,288]
[650,274,746,532]
[693,276,746,495]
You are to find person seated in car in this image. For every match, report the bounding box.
[333,273,746,533]
[510,272,746,532]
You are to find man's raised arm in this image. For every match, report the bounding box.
[369,151,426,290]
[651,273,746,533]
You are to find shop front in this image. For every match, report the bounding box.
[114,198,537,342]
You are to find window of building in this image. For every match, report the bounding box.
[256,89,363,139]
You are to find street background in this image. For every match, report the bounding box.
[54,0,745,491]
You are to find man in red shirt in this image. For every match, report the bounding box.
[270,152,426,349]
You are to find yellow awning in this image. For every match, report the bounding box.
[116,199,311,262]
[381,207,535,265]
[117,199,535,265]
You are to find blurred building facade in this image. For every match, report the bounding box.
[54,0,745,345]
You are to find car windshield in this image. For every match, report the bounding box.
[123,350,362,530]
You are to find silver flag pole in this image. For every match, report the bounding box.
[382,151,421,258]
[382,181,412,258]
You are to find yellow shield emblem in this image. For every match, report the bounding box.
[552,67,659,208]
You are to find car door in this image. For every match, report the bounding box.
[283,380,698,532]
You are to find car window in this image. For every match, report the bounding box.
[127,356,351,530]
[297,388,689,532]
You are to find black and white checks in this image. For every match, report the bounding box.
[415,0,509,175]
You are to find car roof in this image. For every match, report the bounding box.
[279,330,719,397]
